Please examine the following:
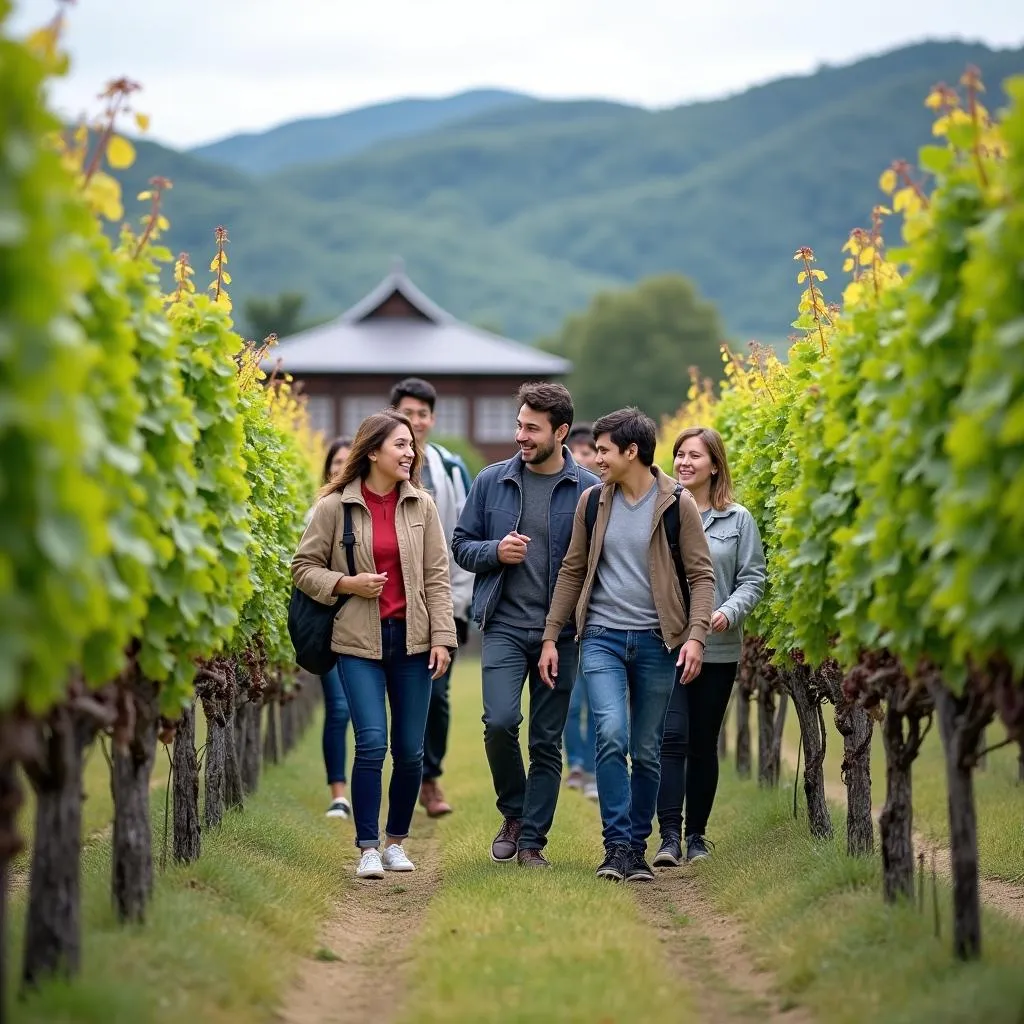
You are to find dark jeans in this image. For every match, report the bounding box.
[563,674,596,773]
[656,660,738,838]
[481,625,577,850]
[336,619,432,848]
[580,626,678,853]
[319,662,351,785]
[422,647,458,782]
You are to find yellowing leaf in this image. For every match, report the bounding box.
[797,270,808,284]
[811,269,827,281]
[107,135,136,169]
[879,168,897,195]
[220,270,232,284]
[859,246,876,266]
[842,258,855,273]
[135,112,151,132]
[156,215,170,231]
[843,281,864,307]
[137,190,153,201]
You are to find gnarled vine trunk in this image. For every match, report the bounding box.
[924,667,993,961]
[242,699,262,795]
[112,674,160,922]
[172,701,201,864]
[0,757,19,1020]
[224,698,245,812]
[22,691,111,987]
[878,691,921,904]
[757,688,786,787]
[263,696,279,766]
[786,664,832,839]
[836,701,874,856]
[735,688,752,779]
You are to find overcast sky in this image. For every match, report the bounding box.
[11,0,1024,148]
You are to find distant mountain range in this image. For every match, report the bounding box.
[113,41,1024,346]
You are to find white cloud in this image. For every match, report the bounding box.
[9,0,1024,146]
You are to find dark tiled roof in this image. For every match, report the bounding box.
[266,260,571,376]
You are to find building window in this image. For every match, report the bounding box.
[306,395,335,437]
[434,397,468,439]
[474,397,516,443]
[343,395,389,436]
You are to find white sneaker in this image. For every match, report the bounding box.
[356,849,385,879]
[583,778,599,801]
[381,843,415,872]
[326,797,351,819]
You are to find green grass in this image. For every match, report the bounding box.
[402,665,695,1024]
[774,698,1024,881]
[399,664,1024,1024]
[7,717,345,1024]
[6,660,1023,1024]
[699,773,1024,1022]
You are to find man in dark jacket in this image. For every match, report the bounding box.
[453,382,599,868]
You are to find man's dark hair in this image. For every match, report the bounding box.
[567,423,595,449]
[593,407,657,467]
[390,376,436,412]
[514,381,574,432]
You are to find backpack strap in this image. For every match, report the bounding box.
[662,485,691,617]
[333,503,357,618]
[583,485,601,543]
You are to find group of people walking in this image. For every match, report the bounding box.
[291,378,766,882]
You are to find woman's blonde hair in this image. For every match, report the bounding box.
[318,409,421,498]
[672,426,734,511]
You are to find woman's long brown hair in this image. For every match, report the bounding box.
[318,409,421,498]
[673,426,734,511]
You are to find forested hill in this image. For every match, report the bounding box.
[116,41,1024,342]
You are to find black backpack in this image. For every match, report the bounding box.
[288,503,357,675]
[583,484,690,616]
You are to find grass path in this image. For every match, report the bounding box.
[6,661,1024,1023]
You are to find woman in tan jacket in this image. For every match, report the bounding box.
[292,410,457,879]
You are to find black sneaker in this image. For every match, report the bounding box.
[686,833,714,862]
[595,844,631,882]
[652,833,683,868]
[625,848,655,883]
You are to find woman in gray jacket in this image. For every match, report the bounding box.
[653,427,766,866]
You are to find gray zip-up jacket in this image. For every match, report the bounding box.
[703,503,766,663]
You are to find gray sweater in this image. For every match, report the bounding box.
[703,503,766,663]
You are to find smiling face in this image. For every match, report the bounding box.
[394,395,435,446]
[515,403,564,468]
[594,432,636,484]
[371,424,416,485]
[674,435,715,492]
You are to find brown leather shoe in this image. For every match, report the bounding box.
[420,780,453,818]
[517,848,552,868]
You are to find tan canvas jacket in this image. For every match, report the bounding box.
[291,479,457,660]
[542,466,715,650]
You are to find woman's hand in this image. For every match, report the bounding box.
[428,646,451,680]
[711,610,731,633]
[336,573,388,599]
[676,638,705,684]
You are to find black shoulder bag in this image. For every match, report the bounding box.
[288,503,356,675]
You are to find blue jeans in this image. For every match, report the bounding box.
[564,677,596,774]
[580,626,678,853]
[319,662,351,785]
[336,619,432,848]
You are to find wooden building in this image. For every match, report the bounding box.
[266,260,572,464]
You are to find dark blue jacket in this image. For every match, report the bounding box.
[452,447,600,635]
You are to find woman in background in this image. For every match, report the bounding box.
[315,436,353,819]
[653,427,766,866]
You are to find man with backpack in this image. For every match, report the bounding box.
[538,407,715,882]
[390,377,474,817]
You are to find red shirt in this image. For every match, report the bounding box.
[361,483,406,620]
